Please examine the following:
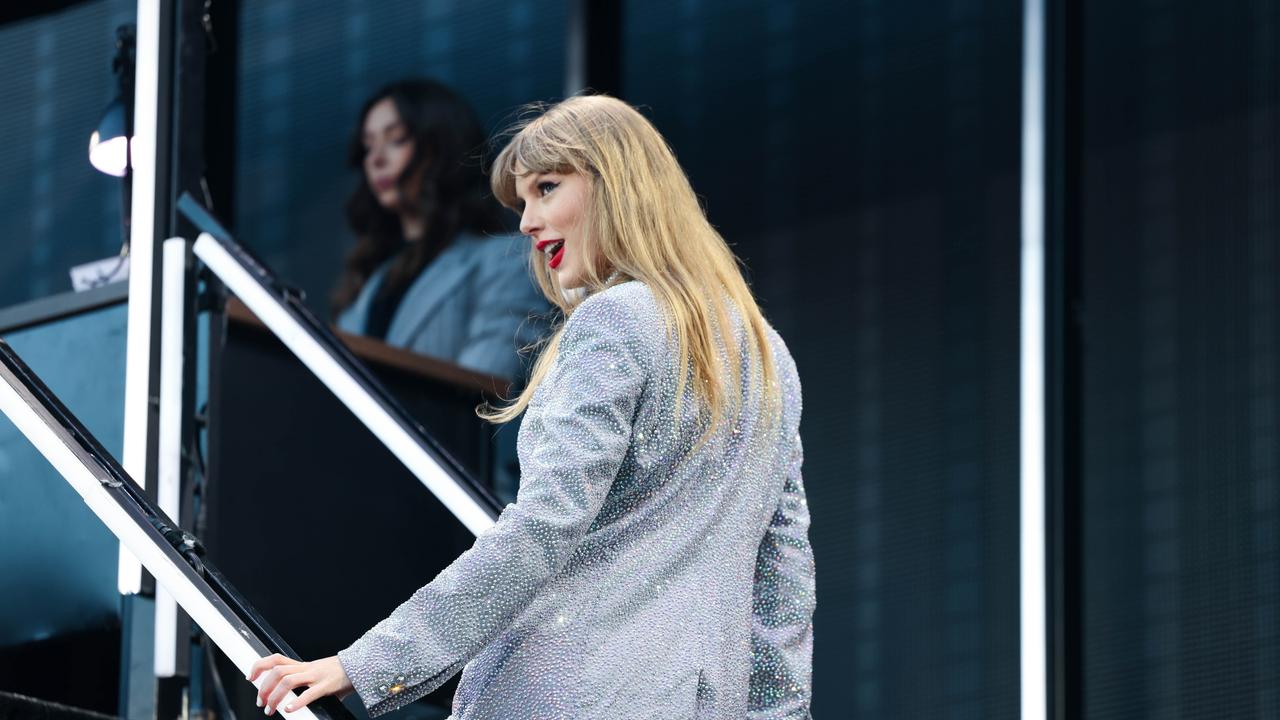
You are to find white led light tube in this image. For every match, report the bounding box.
[0,349,320,720]
[1020,0,1048,717]
[154,237,189,677]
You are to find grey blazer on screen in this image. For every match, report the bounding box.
[335,232,548,381]
[337,281,814,719]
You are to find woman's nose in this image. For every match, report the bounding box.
[519,207,540,236]
[367,144,386,169]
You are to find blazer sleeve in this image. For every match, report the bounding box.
[336,291,649,716]
[454,240,549,381]
[748,431,816,719]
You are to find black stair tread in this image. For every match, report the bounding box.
[0,691,118,720]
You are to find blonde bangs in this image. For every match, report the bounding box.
[490,115,586,210]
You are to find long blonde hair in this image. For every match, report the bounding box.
[482,95,779,437]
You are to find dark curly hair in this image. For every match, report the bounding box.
[331,78,506,317]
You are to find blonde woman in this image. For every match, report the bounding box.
[249,95,814,719]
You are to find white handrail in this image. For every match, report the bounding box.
[0,351,320,720]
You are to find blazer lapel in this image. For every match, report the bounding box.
[335,263,389,334]
[384,240,476,346]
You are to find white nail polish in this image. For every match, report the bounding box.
[256,696,263,708]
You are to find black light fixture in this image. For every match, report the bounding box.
[89,25,135,177]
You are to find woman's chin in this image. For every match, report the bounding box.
[554,270,586,290]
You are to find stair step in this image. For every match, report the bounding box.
[0,691,117,720]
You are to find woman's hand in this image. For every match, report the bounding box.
[247,653,355,716]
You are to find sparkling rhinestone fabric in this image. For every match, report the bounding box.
[337,281,814,719]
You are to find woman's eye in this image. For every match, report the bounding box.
[538,181,559,196]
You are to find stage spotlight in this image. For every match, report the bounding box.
[88,97,130,177]
[89,25,135,178]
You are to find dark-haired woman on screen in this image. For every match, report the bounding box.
[332,78,547,382]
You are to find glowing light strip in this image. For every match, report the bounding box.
[192,233,496,536]
[119,0,161,596]
[154,238,187,677]
[1020,0,1048,717]
[0,362,318,720]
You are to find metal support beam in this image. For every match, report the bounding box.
[1046,0,1083,716]
[565,0,623,97]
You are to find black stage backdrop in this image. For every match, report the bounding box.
[1081,2,1280,718]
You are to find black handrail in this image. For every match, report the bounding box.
[177,192,503,523]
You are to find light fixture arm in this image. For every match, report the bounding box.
[115,24,136,253]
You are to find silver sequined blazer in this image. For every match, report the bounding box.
[338,281,814,719]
